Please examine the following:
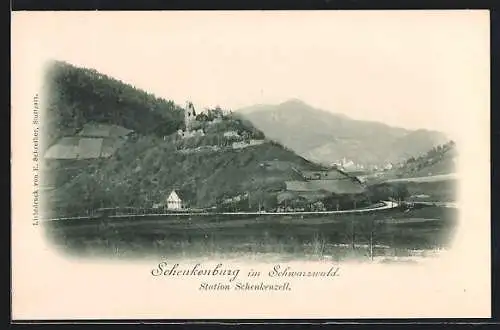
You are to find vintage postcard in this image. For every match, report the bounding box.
[11,10,490,320]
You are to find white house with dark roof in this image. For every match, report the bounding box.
[166,190,183,210]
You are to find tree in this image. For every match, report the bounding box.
[45,61,184,141]
[196,112,209,122]
[262,193,278,211]
[406,156,416,164]
[212,107,224,119]
[393,183,410,200]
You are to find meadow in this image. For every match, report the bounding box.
[43,205,458,261]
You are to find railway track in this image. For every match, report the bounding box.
[40,201,400,222]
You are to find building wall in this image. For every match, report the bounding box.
[167,199,182,210]
[232,139,265,149]
[167,191,183,210]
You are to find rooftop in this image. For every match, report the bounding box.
[285,178,365,195]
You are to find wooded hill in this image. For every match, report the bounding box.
[387,140,457,179]
[41,61,330,217]
[41,60,185,152]
[47,137,324,216]
[365,141,458,202]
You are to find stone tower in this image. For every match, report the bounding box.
[185,101,196,132]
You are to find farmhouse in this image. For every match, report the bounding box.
[300,169,355,181]
[166,190,183,210]
[44,122,133,160]
[281,167,368,211]
[77,122,133,138]
[284,179,365,195]
[178,128,205,139]
[232,139,265,150]
[166,189,194,210]
[223,131,240,139]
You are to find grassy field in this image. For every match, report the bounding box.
[43,205,458,261]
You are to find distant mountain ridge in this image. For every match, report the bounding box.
[238,99,448,166]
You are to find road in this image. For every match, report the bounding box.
[384,173,458,183]
[411,201,458,208]
[40,201,400,222]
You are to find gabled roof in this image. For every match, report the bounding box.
[167,190,181,201]
[44,137,80,159]
[300,169,350,180]
[285,178,365,195]
[277,190,331,204]
[101,138,126,158]
[77,138,103,159]
[299,167,363,184]
[77,122,133,138]
[44,136,126,160]
[168,189,195,202]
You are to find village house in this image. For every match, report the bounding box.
[152,202,164,209]
[223,130,240,139]
[231,139,265,150]
[281,167,368,211]
[164,189,194,211]
[166,190,183,210]
[299,169,354,181]
[44,122,133,160]
[178,128,205,139]
[384,163,394,170]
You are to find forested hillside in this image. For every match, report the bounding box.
[388,140,457,179]
[47,137,322,216]
[365,141,458,203]
[41,61,328,217]
[41,60,184,151]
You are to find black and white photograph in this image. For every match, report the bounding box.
[11,10,490,319]
[40,60,459,262]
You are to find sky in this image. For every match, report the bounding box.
[13,11,489,140]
